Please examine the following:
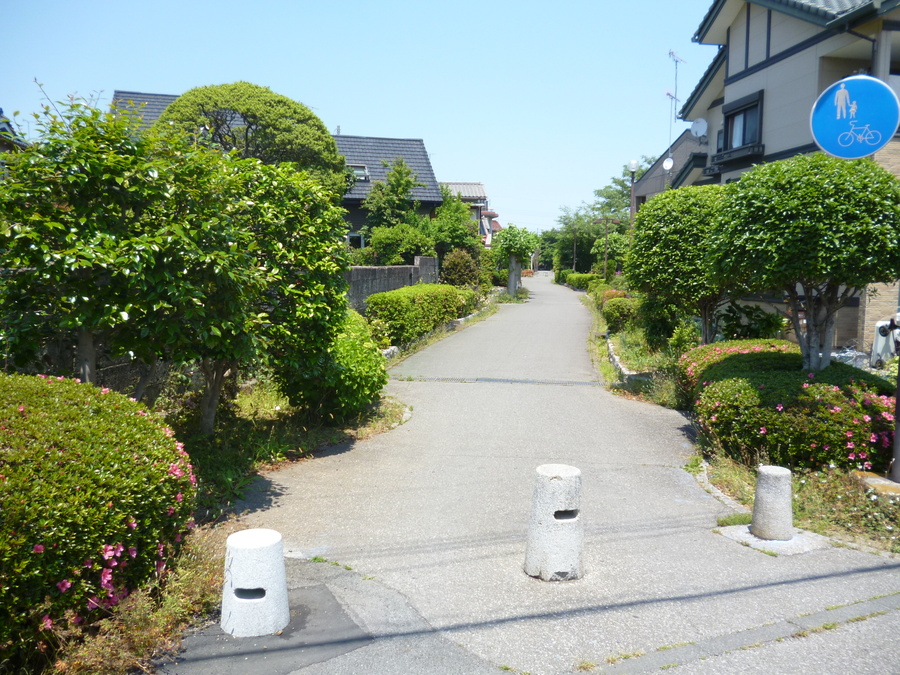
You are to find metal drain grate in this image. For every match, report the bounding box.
[390,375,602,387]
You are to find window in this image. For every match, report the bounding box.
[721,91,763,151]
[348,164,369,181]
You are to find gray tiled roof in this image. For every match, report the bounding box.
[111,91,178,128]
[440,182,488,202]
[333,135,443,205]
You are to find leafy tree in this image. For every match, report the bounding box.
[154,81,348,196]
[591,156,655,220]
[440,248,480,288]
[361,158,424,234]
[590,230,628,279]
[712,154,900,371]
[553,207,603,273]
[493,225,539,295]
[366,224,436,265]
[422,185,481,262]
[625,184,727,344]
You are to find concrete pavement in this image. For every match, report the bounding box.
[162,272,900,674]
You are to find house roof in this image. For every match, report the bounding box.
[680,47,726,120]
[693,0,891,44]
[0,109,28,149]
[440,182,488,202]
[111,91,178,128]
[333,135,443,205]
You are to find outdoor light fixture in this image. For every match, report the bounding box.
[628,159,639,226]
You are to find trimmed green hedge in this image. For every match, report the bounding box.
[602,297,640,333]
[365,284,476,346]
[565,273,600,290]
[554,269,573,284]
[0,374,196,667]
[678,340,895,471]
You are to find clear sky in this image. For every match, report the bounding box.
[3,0,718,232]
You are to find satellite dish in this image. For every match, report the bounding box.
[691,118,708,137]
[662,157,674,171]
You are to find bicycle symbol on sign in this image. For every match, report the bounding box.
[837,121,882,147]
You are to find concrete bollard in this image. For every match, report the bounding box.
[750,465,794,541]
[221,528,290,637]
[524,464,584,581]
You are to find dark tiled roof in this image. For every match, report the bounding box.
[0,109,28,149]
[440,182,488,202]
[333,135,443,204]
[111,91,178,128]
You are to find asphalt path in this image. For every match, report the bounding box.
[163,272,900,675]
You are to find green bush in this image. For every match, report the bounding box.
[565,273,600,290]
[602,297,640,334]
[0,374,196,668]
[367,224,436,265]
[440,248,480,288]
[601,289,626,307]
[718,302,787,339]
[273,310,387,422]
[365,284,475,346]
[554,268,573,285]
[679,340,895,471]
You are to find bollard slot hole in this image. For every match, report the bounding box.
[554,509,579,520]
[234,587,266,600]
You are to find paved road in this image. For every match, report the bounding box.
[164,273,900,675]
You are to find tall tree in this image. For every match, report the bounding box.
[712,154,900,370]
[361,158,424,233]
[493,225,539,295]
[421,185,481,262]
[625,184,726,344]
[154,81,348,196]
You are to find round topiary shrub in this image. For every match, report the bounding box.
[440,248,479,288]
[602,297,639,333]
[0,374,196,668]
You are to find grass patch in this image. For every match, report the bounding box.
[605,650,645,664]
[495,287,531,303]
[717,512,753,527]
[705,453,900,554]
[574,660,597,671]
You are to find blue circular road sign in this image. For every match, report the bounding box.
[810,74,900,159]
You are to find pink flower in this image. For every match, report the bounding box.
[186,520,196,530]
[175,492,183,503]
[871,434,878,443]
[56,579,71,593]
[760,427,767,435]
[84,558,94,569]
[167,506,175,516]
[163,427,175,438]
[127,518,137,529]
[846,431,854,438]
[808,373,815,379]
[882,412,895,422]
[87,596,101,610]
[100,568,114,591]
[101,544,115,560]
[864,461,873,469]
[860,452,868,459]
[175,533,182,543]
[32,544,44,553]
[802,383,810,388]
[128,547,137,558]
[776,404,784,412]
[41,615,53,631]
[847,442,855,449]
[168,463,184,478]
[848,453,856,460]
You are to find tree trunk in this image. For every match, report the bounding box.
[198,358,231,436]
[507,256,521,296]
[77,327,97,384]
[133,354,158,403]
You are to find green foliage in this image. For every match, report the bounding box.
[365,285,475,346]
[366,224,436,265]
[477,247,502,289]
[590,231,629,278]
[0,374,196,668]
[667,318,701,358]
[361,159,424,232]
[423,186,481,261]
[492,225,539,265]
[678,340,895,471]
[555,268,574,285]
[440,248,480,288]
[565,273,600,290]
[602,297,640,334]
[274,311,387,423]
[713,154,900,370]
[153,81,347,196]
[625,184,726,344]
[718,302,787,340]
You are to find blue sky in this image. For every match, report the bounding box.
[4,0,718,231]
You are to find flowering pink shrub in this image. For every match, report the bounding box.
[682,340,895,471]
[0,374,196,666]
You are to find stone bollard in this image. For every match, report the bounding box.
[524,464,584,581]
[221,528,290,637]
[750,465,794,541]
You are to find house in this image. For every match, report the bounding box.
[633,129,707,205]
[0,109,28,152]
[333,135,443,246]
[440,181,499,242]
[675,0,900,351]
[111,91,179,128]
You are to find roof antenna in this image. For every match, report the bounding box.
[335,125,341,135]
[667,50,686,151]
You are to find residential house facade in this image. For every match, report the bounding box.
[678,0,900,351]
[332,135,443,246]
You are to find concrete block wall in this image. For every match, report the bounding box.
[345,256,439,312]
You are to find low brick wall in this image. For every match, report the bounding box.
[345,256,438,312]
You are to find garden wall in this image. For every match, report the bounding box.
[345,256,438,311]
